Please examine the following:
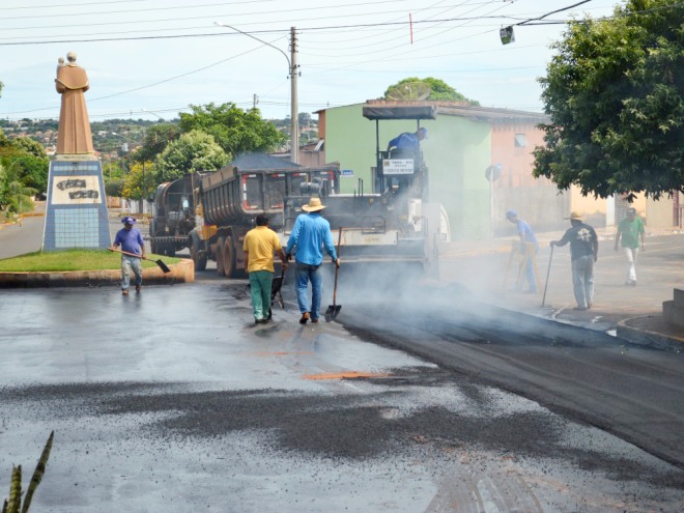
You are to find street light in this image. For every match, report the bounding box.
[214,21,299,164]
[142,108,165,122]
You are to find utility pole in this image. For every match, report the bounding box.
[290,27,299,165]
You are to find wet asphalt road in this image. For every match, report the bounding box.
[2,213,684,511]
[1,277,684,512]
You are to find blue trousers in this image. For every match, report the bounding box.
[295,263,322,320]
[121,255,142,290]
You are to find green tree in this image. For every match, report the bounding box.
[0,164,36,214]
[534,0,684,199]
[0,137,49,195]
[122,161,156,200]
[384,77,479,104]
[11,137,46,158]
[155,130,228,183]
[178,102,285,158]
[138,124,181,163]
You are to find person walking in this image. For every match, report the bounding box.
[506,210,539,293]
[550,212,599,310]
[243,214,288,324]
[112,216,145,296]
[614,207,645,286]
[285,197,340,325]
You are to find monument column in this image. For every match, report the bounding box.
[43,52,111,251]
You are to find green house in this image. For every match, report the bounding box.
[317,102,549,241]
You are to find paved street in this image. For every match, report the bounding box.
[1,282,683,513]
[1,207,683,512]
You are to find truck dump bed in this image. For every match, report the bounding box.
[200,165,340,230]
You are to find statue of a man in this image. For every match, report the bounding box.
[55,52,94,155]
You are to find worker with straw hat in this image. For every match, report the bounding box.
[550,212,599,311]
[285,197,340,325]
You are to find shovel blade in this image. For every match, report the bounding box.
[324,305,342,322]
[156,260,171,273]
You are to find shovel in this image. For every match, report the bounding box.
[325,227,343,322]
[108,248,171,273]
[541,245,554,307]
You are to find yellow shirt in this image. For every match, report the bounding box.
[242,226,282,273]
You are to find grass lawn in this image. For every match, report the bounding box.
[0,249,184,272]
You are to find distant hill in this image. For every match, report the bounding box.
[0,116,317,155]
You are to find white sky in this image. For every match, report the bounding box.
[0,0,622,123]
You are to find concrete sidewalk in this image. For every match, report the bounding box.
[438,228,684,350]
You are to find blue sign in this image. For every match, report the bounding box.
[341,169,354,177]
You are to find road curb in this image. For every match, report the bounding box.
[616,315,684,352]
[0,259,195,288]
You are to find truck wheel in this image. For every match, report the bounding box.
[216,237,226,276]
[190,240,207,271]
[223,237,236,279]
[164,245,176,258]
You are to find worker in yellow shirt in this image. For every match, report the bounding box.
[243,214,288,324]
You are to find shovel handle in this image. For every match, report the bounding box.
[332,227,342,306]
[541,245,554,307]
[109,247,147,261]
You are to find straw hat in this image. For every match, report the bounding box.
[566,211,583,221]
[301,197,326,212]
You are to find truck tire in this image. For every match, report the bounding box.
[149,222,158,254]
[164,244,176,258]
[216,237,226,276]
[190,238,207,271]
[223,236,236,278]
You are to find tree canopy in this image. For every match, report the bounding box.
[137,123,182,163]
[534,0,684,199]
[178,102,285,160]
[383,77,479,104]
[155,130,228,183]
[0,136,49,210]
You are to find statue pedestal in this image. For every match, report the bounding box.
[43,159,111,251]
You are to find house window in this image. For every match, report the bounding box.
[514,133,527,147]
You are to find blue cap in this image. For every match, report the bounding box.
[122,216,136,225]
[506,210,517,219]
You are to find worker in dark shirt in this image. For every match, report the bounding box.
[550,211,599,310]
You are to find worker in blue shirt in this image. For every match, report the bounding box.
[387,127,428,156]
[506,210,539,294]
[112,216,145,295]
[285,197,340,325]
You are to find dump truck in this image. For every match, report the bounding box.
[282,104,449,274]
[149,172,203,258]
[150,161,342,276]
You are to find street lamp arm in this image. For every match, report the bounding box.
[142,109,165,121]
[214,21,291,70]
[112,132,142,146]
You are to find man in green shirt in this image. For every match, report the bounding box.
[614,207,645,286]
